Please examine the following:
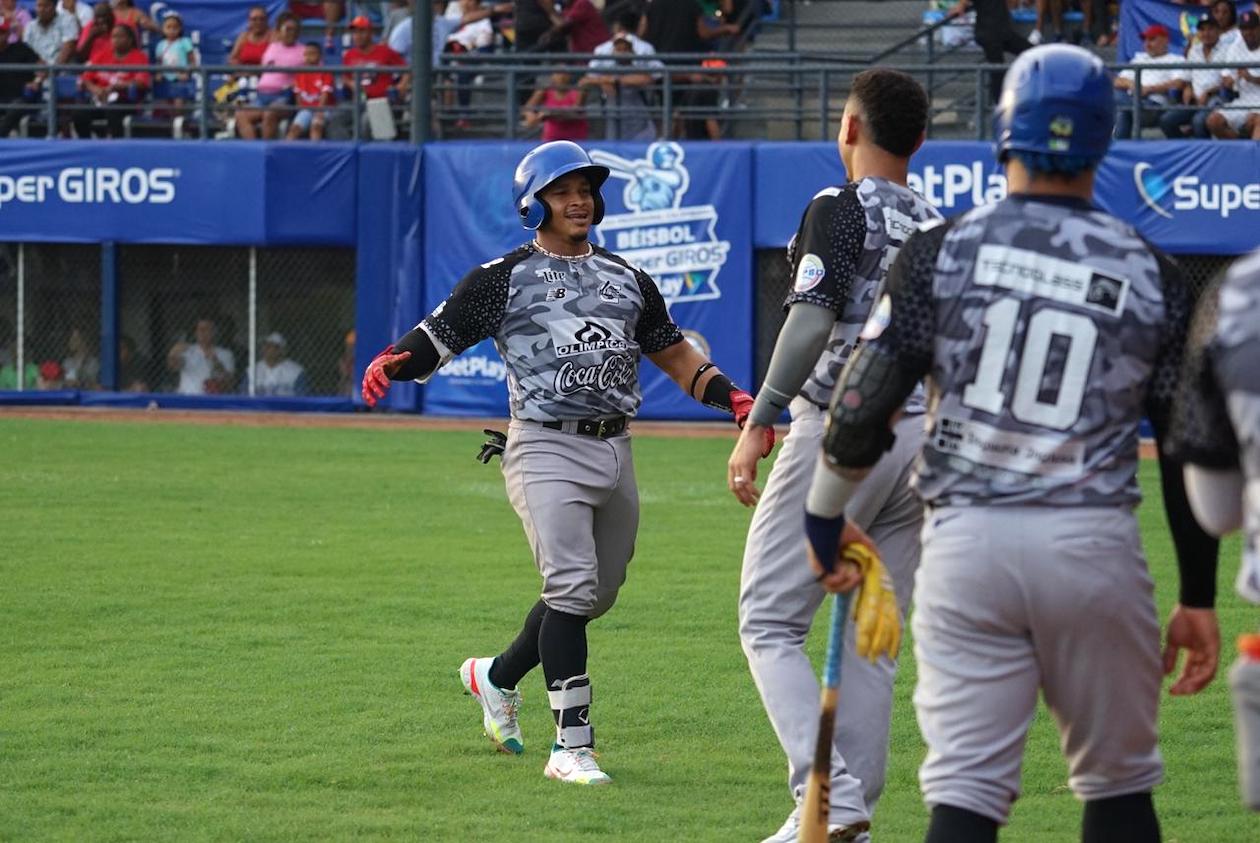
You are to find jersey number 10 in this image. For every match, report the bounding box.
[961,298,1099,431]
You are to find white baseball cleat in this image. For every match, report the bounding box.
[543,746,612,785]
[761,806,870,842]
[459,657,523,755]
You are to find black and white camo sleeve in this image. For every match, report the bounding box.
[873,220,951,377]
[782,186,866,314]
[1169,277,1241,469]
[634,270,684,354]
[420,256,516,356]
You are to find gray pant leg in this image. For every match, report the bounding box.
[503,423,618,617]
[832,413,925,812]
[738,401,870,827]
[589,434,638,619]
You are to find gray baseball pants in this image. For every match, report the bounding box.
[739,398,924,827]
[502,420,638,619]
[913,505,1163,824]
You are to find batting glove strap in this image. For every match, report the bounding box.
[844,543,901,663]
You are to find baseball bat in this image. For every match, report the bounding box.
[799,590,853,843]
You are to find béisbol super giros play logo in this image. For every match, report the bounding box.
[589,142,730,305]
[0,167,178,210]
[1134,161,1260,220]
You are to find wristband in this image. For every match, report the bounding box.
[804,510,847,576]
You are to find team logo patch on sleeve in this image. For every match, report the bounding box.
[795,253,826,292]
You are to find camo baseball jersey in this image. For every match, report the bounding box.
[784,176,940,410]
[1172,250,1260,602]
[875,194,1190,507]
[421,242,683,422]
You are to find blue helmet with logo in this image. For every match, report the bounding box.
[512,141,610,231]
[993,44,1114,168]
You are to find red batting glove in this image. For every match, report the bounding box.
[731,388,776,458]
[361,345,412,407]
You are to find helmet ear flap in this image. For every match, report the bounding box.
[520,196,548,230]
[592,191,605,226]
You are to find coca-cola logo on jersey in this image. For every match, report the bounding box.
[555,354,636,396]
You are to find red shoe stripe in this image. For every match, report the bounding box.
[468,660,481,696]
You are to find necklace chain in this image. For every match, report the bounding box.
[532,239,593,261]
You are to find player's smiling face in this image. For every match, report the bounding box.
[540,172,595,241]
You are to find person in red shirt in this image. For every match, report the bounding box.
[287,41,334,140]
[333,15,407,139]
[75,23,150,137]
[73,3,114,63]
[557,0,609,54]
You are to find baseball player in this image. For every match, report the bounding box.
[800,46,1221,841]
[1169,247,1260,810]
[727,68,940,842]
[360,140,772,785]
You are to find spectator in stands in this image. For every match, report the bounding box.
[60,0,92,31]
[514,0,563,53]
[438,0,497,130]
[245,332,307,396]
[522,66,587,140]
[288,41,332,139]
[950,0,1031,103]
[1208,10,1260,139]
[0,20,40,137]
[641,0,740,54]
[37,359,63,389]
[74,23,150,137]
[1162,14,1229,137]
[383,0,411,41]
[168,317,235,395]
[155,12,196,80]
[24,0,77,64]
[336,328,354,396]
[1114,23,1185,138]
[0,318,36,389]
[235,12,303,139]
[582,34,660,139]
[228,6,272,68]
[74,3,114,63]
[117,334,150,391]
[61,327,99,389]
[329,16,407,138]
[593,10,653,58]
[548,0,609,55]
[0,0,31,43]
[1214,0,1241,49]
[110,0,157,37]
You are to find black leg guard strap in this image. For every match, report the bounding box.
[1082,792,1160,843]
[924,804,999,843]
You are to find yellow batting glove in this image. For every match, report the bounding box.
[841,543,901,663]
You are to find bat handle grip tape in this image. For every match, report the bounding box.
[822,591,852,689]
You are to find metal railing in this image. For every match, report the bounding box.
[4,57,1257,143]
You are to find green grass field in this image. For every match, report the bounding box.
[0,416,1254,842]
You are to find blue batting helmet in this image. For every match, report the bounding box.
[512,141,610,231]
[993,45,1114,166]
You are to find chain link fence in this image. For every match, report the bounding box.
[1,244,355,397]
[754,248,1240,384]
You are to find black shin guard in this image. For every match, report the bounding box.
[488,599,548,691]
[1082,792,1160,843]
[539,608,592,748]
[924,805,999,843]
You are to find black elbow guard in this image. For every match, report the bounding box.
[822,343,919,470]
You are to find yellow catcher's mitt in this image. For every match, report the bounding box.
[841,542,901,663]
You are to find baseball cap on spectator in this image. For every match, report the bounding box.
[40,360,62,381]
[262,332,287,348]
[348,15,372,30]
[1140,23,1169,39]
[1240,11,1259,28]
[1197,14,1219,28]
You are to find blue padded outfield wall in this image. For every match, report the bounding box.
[0,139,1257,417]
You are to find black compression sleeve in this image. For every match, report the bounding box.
[389,325,442,382]
[1153,413,1219,608]
[701,372,734,412]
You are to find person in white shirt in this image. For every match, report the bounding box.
[581,35,661,139]
[1162,14,1230,137]
[23,0,77,64]
[1208,10,1260,139]
[59,0,91,30]
[167,317,236,395]
[1213,0,1242,50]
[589,10,656,62]
[246,332,306,396]
[1115,23,1186,138]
